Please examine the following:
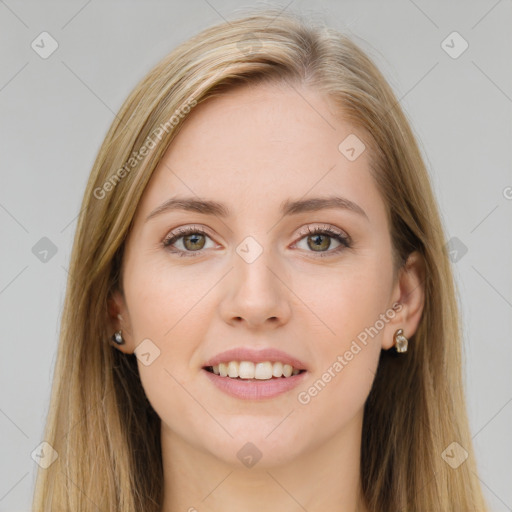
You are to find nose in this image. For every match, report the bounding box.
[218,245,292,330]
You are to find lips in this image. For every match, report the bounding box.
[202,347,309,371]
[203,364,308,399]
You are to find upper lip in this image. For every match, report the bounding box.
[203,347,309,371]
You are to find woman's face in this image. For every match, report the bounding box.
[111,81,422,467]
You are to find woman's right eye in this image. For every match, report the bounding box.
[162,227,215,257]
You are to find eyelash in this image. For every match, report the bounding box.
[162,224,351,259]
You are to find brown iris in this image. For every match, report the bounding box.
[182,233,206,251]
[307,233,331,251]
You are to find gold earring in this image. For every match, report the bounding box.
[393,329,408,353]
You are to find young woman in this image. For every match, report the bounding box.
[32,8,488,511]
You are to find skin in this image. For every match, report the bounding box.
[109,81,425,512]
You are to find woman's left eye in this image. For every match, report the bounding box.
[293,225,351,257]
[162,225,351,258]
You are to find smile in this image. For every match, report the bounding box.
[204,360,305,380]
[202,364,308,400]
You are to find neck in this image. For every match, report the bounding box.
[160,410,369,512]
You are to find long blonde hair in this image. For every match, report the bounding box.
[32,8,488,511]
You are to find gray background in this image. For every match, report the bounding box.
[1,1,511,510]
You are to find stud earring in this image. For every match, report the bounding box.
[393,328,408,353]
[111,330,125,345]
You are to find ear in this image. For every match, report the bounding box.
[107,289,135,354]
[382,250,426,350]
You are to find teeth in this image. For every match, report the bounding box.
[227,361,238,378]
[218,363,228,377]
[239,361,256,379]
[254,362,272,380]
[210,361,302,379]
[272,361,283,377]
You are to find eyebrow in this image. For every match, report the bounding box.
[145,195,369,222]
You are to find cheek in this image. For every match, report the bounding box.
[293,266,387,415]
[124,260,215,437]
[292,256,392,345]
[294,344,379,449]
[121,258,213,421]
[125,255,215,343]
[291,256,390,411]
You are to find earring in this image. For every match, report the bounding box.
[393,328,408,353]
[111,330,125,345]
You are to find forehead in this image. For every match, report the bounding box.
[136,82,386,225]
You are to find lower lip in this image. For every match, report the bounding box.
[202,368,308,400]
